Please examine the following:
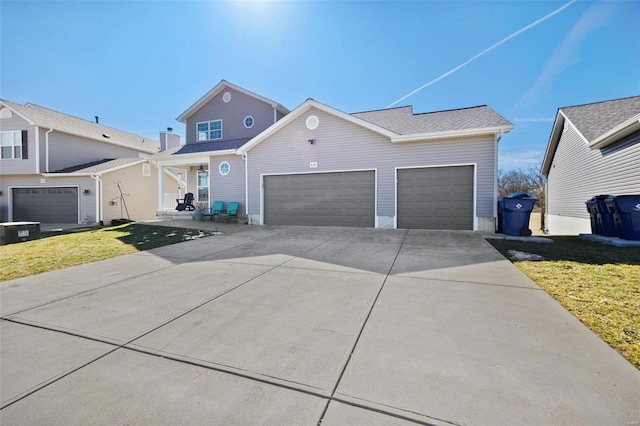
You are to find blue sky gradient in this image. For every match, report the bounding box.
[1,0,638,170]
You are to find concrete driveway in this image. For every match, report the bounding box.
[1,226,639,425]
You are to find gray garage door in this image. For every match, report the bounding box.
[264,171,375,227]
[12,187,79,223]
[397,166,473,230]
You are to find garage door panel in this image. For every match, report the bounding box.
[264,171,375,227]
[12,187,79,223]
[398,166,473,230]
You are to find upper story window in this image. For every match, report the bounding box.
[244,116,254,128]
[1,131,22,159]
[197,120,222,141]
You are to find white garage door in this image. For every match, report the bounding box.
[397,166,474,230]
[264,171,375,227]
[12,187,79,223]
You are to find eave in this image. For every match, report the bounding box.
[390,125,514,143]
[588,114,640,149]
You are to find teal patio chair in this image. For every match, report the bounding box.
[203,201,224,221]
[216,202,239,223]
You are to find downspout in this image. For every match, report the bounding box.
[45,128,53,172]
[35,126,40,173]
[243,153,249,224]
[493,130,504,232]
[273,107,277,123]
[90,174,102,225]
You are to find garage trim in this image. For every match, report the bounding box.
[395,163,477,230]
[9,185,80,223]
[260,168,377,226]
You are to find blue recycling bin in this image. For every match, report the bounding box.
[607,195,640,240]
[604,197,624,238]
[586,195,613,235]
[585,197,599,234]
[500,194,538,236]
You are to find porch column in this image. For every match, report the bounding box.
[158,164,165,211]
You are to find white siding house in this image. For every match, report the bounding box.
[541,96,640,235]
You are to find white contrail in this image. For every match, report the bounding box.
[387,0,579,108]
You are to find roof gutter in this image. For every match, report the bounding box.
[588,114,640,150]
[390,125,514,143]
[45,127,53,172]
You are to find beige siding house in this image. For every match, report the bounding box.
[0,100,177,224]
[541,96,640,235]
[157,81,514,231]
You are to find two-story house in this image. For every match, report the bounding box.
[541,95,640,235]
[0,100,179,225]
[155,80,514,231]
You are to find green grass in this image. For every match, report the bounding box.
[0,224,216,282]
[488,237,640,370]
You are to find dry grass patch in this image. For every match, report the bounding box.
[0,224,215,282]
[488,237,640,370]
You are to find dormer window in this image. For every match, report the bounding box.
[197,120,222,141]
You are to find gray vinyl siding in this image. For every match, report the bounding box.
[0,175,96,223]
[246,108,496,222]
[0,112,38,174]
[48,131,142,172]
[209,154,246,214]
[547,126,640,218]
[185,87,278,144]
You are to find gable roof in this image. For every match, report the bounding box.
[541,95,640,175]
[237,99,399,155]
[0,100,159,154]
[353,105,513,136]
[237,99,513,154]
[560,95,640,144]
[176,80,289,123]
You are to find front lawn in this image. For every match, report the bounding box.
[0,224,216,282]
[488,237,640,370]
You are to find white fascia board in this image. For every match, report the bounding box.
[41,160,147,177]
[154,149,235,167]
[540,111,565,176]
[390,125,514,143]
[42,172,95,177]
[589,114,640,150]
[176,80,290,123]
[237,99,398,155]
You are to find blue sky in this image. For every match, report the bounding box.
[1,0,638,171]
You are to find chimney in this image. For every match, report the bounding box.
[159,128,180,151]
[95,116,99,124]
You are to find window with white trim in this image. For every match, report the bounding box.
[0,131,22,159]
[142,163,151,176]
[197,120,222,141]
[244,116,254,128]
[219,161,230,175]
[197,170,209,203]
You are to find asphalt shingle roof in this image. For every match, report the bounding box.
[153,138,252,157]
[52,158,142,174]
[352,105,512,135]
[560,95,640,142]
[1,100,159,152]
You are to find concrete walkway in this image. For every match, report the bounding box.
[1,226,639,425]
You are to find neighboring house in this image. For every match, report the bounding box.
[541,95,640,235]
[0,100,178,225]
[155,80,514,231]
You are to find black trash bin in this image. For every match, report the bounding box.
[500,193,538,236]
[608,195,640,240]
